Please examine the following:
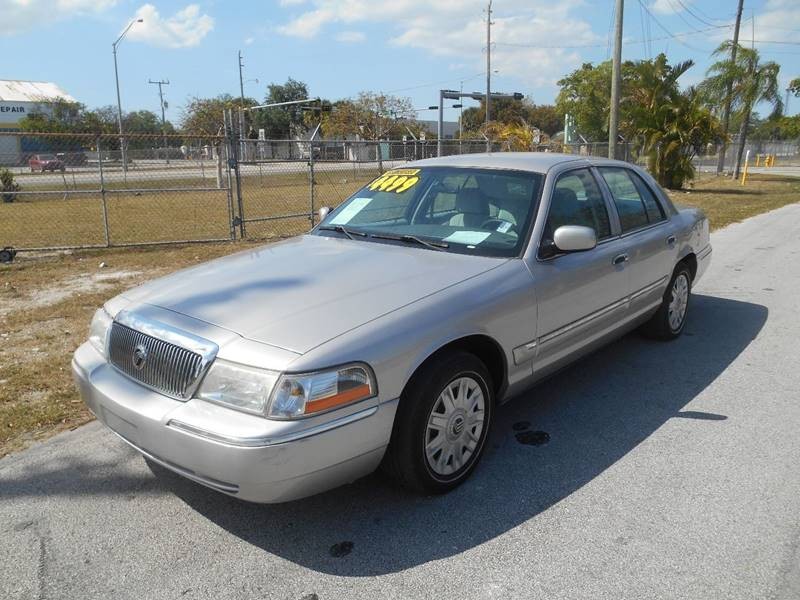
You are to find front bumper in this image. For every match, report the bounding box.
[72,342,397,503]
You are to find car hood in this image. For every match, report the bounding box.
[119,234,507,354]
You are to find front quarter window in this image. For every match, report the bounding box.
[316,166,543,257]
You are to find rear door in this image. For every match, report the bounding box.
[526,166,630,374]
[596,166,676,318]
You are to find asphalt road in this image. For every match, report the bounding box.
[9,160,407,187]
[3,204,800,600]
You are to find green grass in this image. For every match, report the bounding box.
[1,167,380,249]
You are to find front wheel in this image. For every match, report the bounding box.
[641,263,692,340]
[383,352,494,495]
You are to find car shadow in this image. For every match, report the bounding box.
[142,293,767,576]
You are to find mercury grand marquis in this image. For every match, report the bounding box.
[72,153,712,503]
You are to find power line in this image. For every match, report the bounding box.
[667,0,706,33]
[495,24,729,49]
[673,0,723,27]
[385,72,485,94]
[636,0,712,52]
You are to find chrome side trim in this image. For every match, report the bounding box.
[698,244,712,260]
[539,297,629,346]
[167,405,380,448]
[513,341,538,366]
[109,428,239,494]
[630,275,669,301]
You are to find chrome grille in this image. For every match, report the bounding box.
[108,322,203,399]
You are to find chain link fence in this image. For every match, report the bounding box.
[1,132,233,250]
[3,130,796,253]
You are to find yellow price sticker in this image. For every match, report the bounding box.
[368,169,421,194]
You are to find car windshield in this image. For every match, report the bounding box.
[315,166,543,257]
[38,154,56,160]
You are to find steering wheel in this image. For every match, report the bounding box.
[480,218,516,234]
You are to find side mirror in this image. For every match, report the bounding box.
[553,225,597,252]
[317,206,331,222]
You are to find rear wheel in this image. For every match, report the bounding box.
[383,352,493,494]
[641,263,692,340]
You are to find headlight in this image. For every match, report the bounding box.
[88,308,113,356]
[267,363,376,419]
[195,359,279,415]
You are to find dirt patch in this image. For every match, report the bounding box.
[11,270,143,316]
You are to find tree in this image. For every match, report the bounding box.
[556,62,615,141]
[701,43,783,177]
[789,77,800,98]
[527,104,563,136]
[461,99,562,138]
[485,119,544,150]
[321,92,417,140]
[18,98,116,134]
[625,55,721,188]
[181,94,257,137]
[251,78,311,139]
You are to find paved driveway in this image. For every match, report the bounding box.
[2,204,800,600]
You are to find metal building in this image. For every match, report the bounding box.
[0,80,75,165]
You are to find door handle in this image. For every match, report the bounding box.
[666,235,676,246]
[612,253,629,265]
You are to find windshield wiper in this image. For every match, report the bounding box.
[370,233,449,251]
[317,225,367,240]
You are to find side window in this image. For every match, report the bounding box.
[631,172,666,222]
[544,169,611,242]
[599,168,652,232]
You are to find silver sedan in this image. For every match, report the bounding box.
[72,153,711,503]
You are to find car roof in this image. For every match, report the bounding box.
[406,152,633,174]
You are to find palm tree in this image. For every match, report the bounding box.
[624,54,721,189]
[701,43,783,178]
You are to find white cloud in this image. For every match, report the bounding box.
[244,36,255,45]
[753,0,800,43]
[127,3,214,48]
[335,30,365,43]
[280,0,308,5]
[650,0,679,15]
[275,1,598,91]
[0,0,117,35]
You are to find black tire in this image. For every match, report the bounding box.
[641,263,692,340]
[382,351,494,495]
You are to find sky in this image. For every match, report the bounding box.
[0,0,798,127]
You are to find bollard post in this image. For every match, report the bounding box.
[741,149,750,186]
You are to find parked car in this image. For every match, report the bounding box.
[28,153,65,172]
[56,151,88,167]
[73,153,711,503]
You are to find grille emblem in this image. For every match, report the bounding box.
[132,344,148,370]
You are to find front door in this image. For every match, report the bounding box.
[529,167,630,374]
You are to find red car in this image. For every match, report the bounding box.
[29,154,66,172]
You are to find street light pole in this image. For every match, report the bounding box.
[113,18,143,173]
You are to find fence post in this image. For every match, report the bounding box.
[225,108,246,238]
[309,146,316,228]
[97,136,111,247]
[215,145,223,189]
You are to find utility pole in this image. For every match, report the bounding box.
[148,79,170,163]
[716,0,745,175]
[608,0,624,160]
[238,50,245,105]
[485,0,493,151]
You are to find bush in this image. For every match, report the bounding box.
[1,168,20,203]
